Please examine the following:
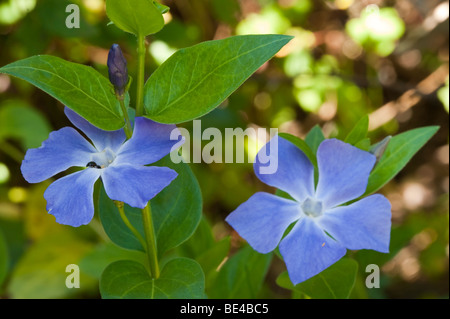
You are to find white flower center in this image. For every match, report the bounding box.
[87,148,116,169]
[301,197,323,218]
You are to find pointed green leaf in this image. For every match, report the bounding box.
[106,0,164,36]
[153,1,170,14]
[100,258,205,299]
[354,137,371,151]
[276,258,358,299]
[0,55,124,130]
[345,115,369,145]
[305,125,325,155]
[152,157,202,258]
[99,155,202,257]
[144,34,293,123]
[278,133,317,167]
[365,126,439,195]
[279,132,319,185]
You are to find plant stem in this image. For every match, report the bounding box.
[136,34,146,117]
[116,94,133,139]
[141,202,160,279]
[114,201,146,250]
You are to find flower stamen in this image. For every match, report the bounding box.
[89,148,116,169]
[301,197,323,218]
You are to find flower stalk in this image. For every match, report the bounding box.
[114,200,146,249]
[136,34,146,117]
[142,202,160,279]
[116,94,133,139]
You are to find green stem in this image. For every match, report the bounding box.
[114,201,146,250]
[117,95,133,139]
[141,202,160,279]
[136,34,146,117]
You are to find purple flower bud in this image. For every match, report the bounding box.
[107,44,128,96]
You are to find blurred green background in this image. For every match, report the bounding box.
[0,0,448,299]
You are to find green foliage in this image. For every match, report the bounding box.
[279,132,319,184]
[79,243,146,280]
[143,34,293,123]
[276,258,358,299]
[305,125,325,155]
[0,0,446,301]
[365,126,440,195]
[278,133,316,167]
[0,55,124,131]
[106,0,165,37]
[208,245,272,298]
[7,232,95,298]
[177,217,231,291]
[99,155,202,258]
[344,116,369,146]
[0,99,51,149]
[100,258,205,299]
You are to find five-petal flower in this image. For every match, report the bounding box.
[226,136,392,285]
[21,107,183,227]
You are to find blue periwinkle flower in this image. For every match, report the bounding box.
[21,107,182,227]
[226,136,391,284]
[108,44,128,95]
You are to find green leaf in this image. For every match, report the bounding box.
[99,155,202,257]
[209,245,272,298]
[153,1,170,14]
[177,217,217,258]
[276,258,359,299]
[345,115,369,145]
[196,237,230,285]
[279,132,319,185]
[7,232,94,299]
[100,258,206,299]
[144,34,293,123]
[0,55,124,131]
[79,243,146,280]
[305,125,325,155]
[0,100,51,149]
[365,126,439,195]
[106,0,164,37]
[177,217,231,289]
[152,156,202,258]
[278,133,317,167]
[354,137,371,151]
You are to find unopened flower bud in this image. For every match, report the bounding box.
[107,44,128,96]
